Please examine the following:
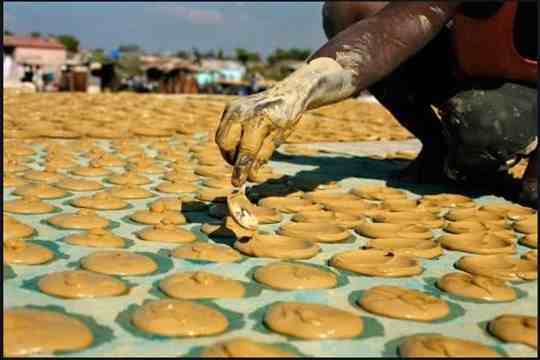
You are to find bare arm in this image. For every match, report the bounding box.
[306,1,461,108]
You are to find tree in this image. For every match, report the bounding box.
[175,50,190,59]
[89,48,107,64]
[217,49,224,60]
[234,48,260,65]
[267,47,311,65]
[4,30,13,36]
[30,31,41,38]
[56,34,79,53]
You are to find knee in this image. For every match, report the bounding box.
[442,83,537,177]
[322,1,387,39]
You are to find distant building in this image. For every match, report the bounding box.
[141,56,200,94]
[3,35,67,84]
[196,59,246,87]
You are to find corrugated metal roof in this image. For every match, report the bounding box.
[4,35,66,50]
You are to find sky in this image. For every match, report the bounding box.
[4,2,328,57]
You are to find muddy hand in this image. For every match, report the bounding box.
[215,57,358,187]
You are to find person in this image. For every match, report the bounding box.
[21,64,34,83]
[215,1,537,207]
[34,65,44,92]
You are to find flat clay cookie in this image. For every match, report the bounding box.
[351,185,407,201]
[520,233,538,249]
[292,210,364,229]
[443,220,509,234]
[171,242,242,263]
[438,232,516,255]
[197,187,233,203]
[455,255,537,282]
[399,335,499,357]
[80,250,158,276]
[445,207,504,222]
[156,180,198,194]
[254,262,337,290]
[130,204,187,225]
[55,178,104,192]
[64,229,126,248]
[365,238,443,259]
[149,197,183,211]
[4,308,94,357]
[488,315,537,349]
[234,233,320,260]
[277,222,350,243]
[3,216,35,241]
[264,302,363,339]
[4,239,54,265]
[70,164,112,177]
[419,193,474,208]
[22,169,64,183]
[71,192,129,210]
[437,272,516,302]
[522,250,537,262]
[47,210,109,230]
[330,249,423,277]
[371,210,442,226]
[38,270,127,298]
[106,185,155,199]
[358,286,449,321]
[3,174,27,188]
[481,203,536,220]
[13,183,67,199]
[258,197,320,214]
[4,195,56,214]
[137,221,197,243]
[131,299,228,337]
[513,215,537,235]
[159,271,245,299]
[107,172,151,185]
[355,221,432,240]
[201,338,295,357]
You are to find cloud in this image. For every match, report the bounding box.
[156,5,224,25]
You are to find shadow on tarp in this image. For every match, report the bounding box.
[423,276,529,305]
[248,302,382,342]
[267,152,521,201]
[114,299,244,341]
[3,264,17,280]
[17,304,115,355]
[348,289,466,325]
[29,239,70,262]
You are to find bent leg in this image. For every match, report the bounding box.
[322,1,388,39]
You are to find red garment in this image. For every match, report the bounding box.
[452,1,537,83]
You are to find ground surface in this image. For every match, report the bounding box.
[3,93,536,357]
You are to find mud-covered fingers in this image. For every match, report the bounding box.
[215,109,243,165]
[247,131,278,181]
[232,118,272,187]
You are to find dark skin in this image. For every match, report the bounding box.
[310,1,461,182]
[216,1,536,205]
[312,1,537,200]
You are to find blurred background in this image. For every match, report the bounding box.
[3,2,327,95]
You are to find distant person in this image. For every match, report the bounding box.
[34,65,44,91]
[215,1,537,207]
[22,64,34,83]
